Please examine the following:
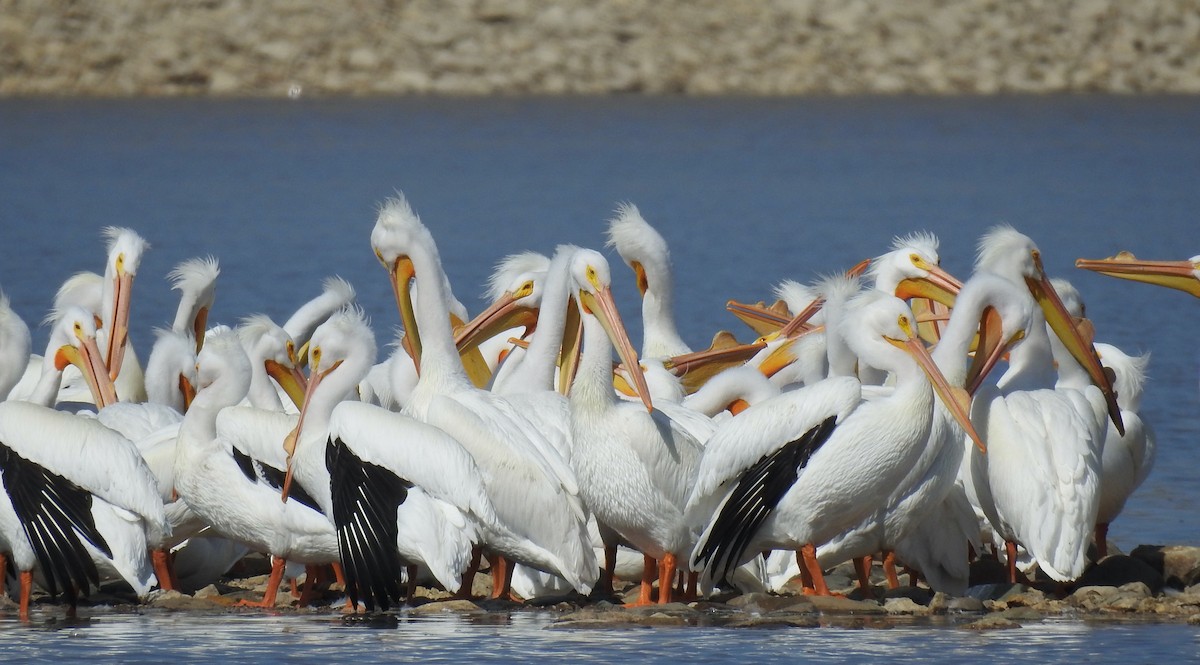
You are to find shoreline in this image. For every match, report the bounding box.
[3,1,1199,98]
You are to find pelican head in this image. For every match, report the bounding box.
[870,231,962,296]
[100,226,149,380]
[52,305,118,407]
[283,307,376,496]
[169,256,220,353]
[977,225,1124,435]
[238,314,307,409]
[145,327,199,412]
[371,195,439,360]
[845,292,986,452]
[569,249,652,412]
[456,266,544,353]
[605,202,670,297]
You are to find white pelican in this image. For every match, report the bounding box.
[0,291,32,401]
[237,315,307,412]
[1092,343,1155,556]
[1046,277,1157,559]
[97,227,149,402]
[0,309,167,620]
[1076,252,1200,298]
[688,292,984,595]
[816,272,1033,596]
[605,202,692,360]
[372,195,596,599]
[173,328,337,607]
[167,256,220,352]
[565,247,703,605]
[283,308,500,611]
[966,225,1122,583]
[282,276,356,351]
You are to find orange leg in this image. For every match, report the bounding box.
[455,546,482,600]
[625,554,656,607]
[882,550,900,589]
[237,556,286,607]
[19,570,32,622]
[799,544,832,596]
[487,554,506,599]
[599,541,618,596]
[796,549,816,594]
[852,556,873,595]
[151,548,179,592]
[1094,523,1109,559]
[296,565,320,606]
[1005,540,1020,584]
[658,553,677,604]
[405,564,418,602]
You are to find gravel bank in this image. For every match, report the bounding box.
[2,0,1199,97]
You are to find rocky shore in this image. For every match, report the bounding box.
[2,0,1199,97]
[22,544,1200,627]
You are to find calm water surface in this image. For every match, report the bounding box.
[0,96,1198,657]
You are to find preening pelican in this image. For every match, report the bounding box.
[282,276,357,351]
[173,329,337,607]
[606,202,692,360]
[373,195,596,598]
[688,292,984,595]
[284,308,500,611]
[1092,342,1155,556]
[168,256,220,352]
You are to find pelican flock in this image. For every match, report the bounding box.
[0,201,1179,621]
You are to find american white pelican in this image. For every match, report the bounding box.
[816,272,1032,596]
[0,309,167,620]
[173,328,338,607]
[167,256,220,352]
[605,202,692,360]
[237,315,307,412]
[97,227,149,402]
[966,225,1122,583]
[565,247,703,604]
[372,195,596,598]
[0,292,31,401]
[282,276,356,351]
[1076,252,1200,298]
[1045,277,1157,559]
[688,292,984,595]
[1092,342,1155,556]
[284,308,500,611]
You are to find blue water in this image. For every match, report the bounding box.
[1,96,1198,657]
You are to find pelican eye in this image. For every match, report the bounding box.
[518,280,534,298]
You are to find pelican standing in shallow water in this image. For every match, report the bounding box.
[565,248,704,605]
[688,292,984,595]
[966,226,1123,583]
[372,195,596,599]
[0,308,167,620]
[283,308,500,611]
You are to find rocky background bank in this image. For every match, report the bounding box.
[2,0,1199,97]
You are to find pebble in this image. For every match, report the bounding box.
[1,0,1194,96]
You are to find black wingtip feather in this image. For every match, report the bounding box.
[326,437,413,612]
[0,442,111,603]
[693,415,838,586]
